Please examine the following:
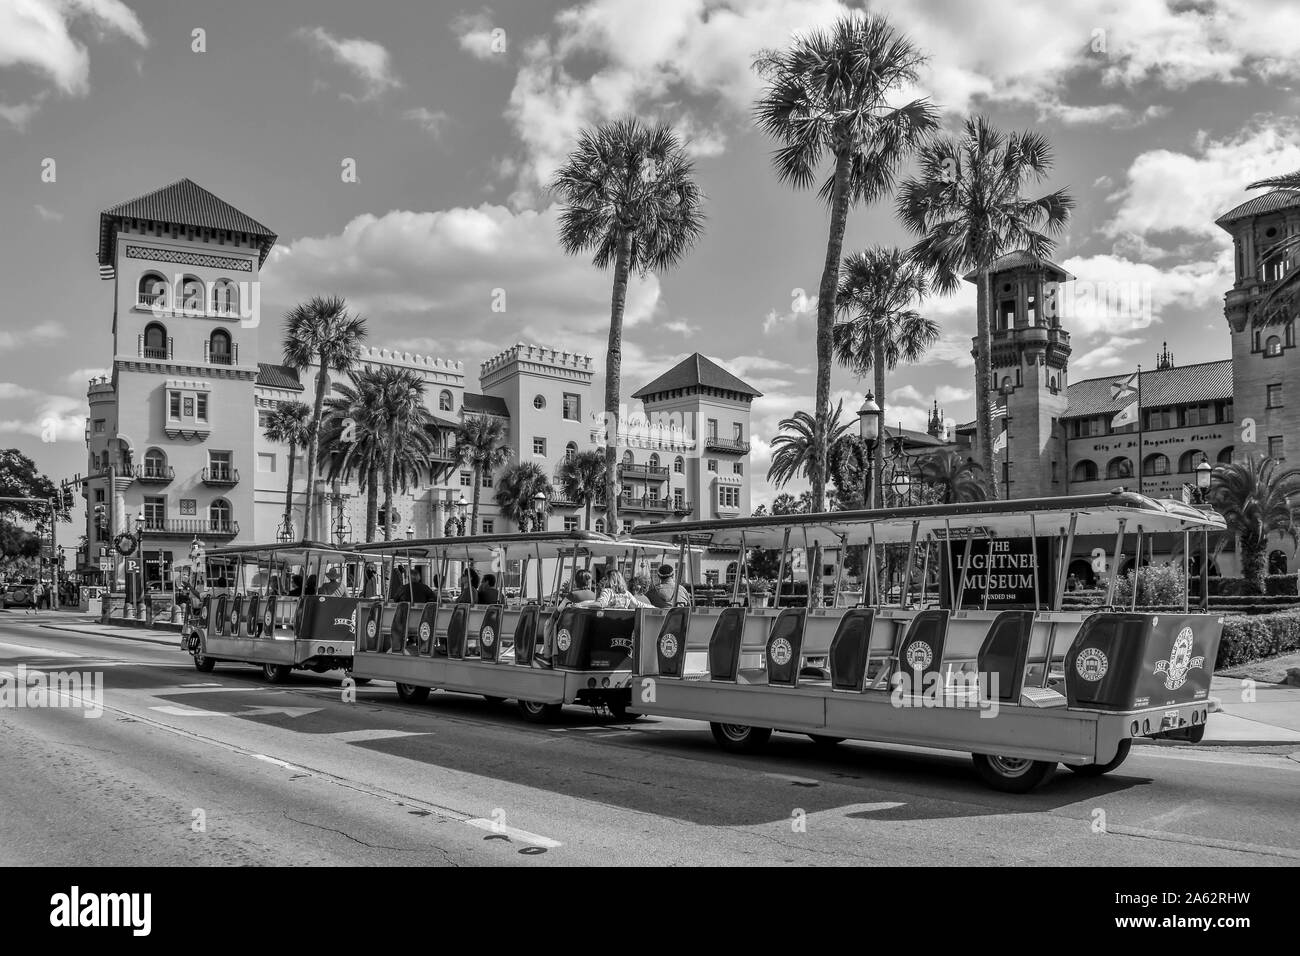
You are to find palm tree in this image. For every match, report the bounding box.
[261,400,312,539]
[919,451,986,504]
[555,449,608,530]
[898,116,1074,498]
[1243,169,1300,322]
[1207,455,1300,592]
[373,367,436,542]
[318,374,385,542]
[551,118,705,534]
[282,296,368,538]
[495,462,554,531]
[767,400,854,492]
[834,247,937,505]
[453,414,513,534]
[754,11,937,513]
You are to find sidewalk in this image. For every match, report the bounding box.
[40,620,183,648]
[1192,675,1300,746]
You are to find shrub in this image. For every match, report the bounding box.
[1264,574,1299,596]
[1216,611,1300,669]
[1113,565,1186,607]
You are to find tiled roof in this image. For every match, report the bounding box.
[1215,190,1300,228]
[1063,360,1233,418]
[255,363,303,391]
[882,424,947,447]
[99,178,277,267]
[463,393,510,417]
[963,250,1074,283]
[633,353,762,399]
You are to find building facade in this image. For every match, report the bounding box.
[83,180,757,585]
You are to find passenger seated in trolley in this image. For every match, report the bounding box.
[317,566,344,597]
[477,573,500,605]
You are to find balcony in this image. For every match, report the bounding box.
[136,292,166,310]
[618,463,670,480]
[202,341,239,366]
[134,464,174,485]
[142,518,239,537]
[704,435,750,454]
[201,466,239,487]
[136,334,174,361]
[621,495,691,514]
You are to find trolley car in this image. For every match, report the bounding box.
[350,531,685,721]
[182,541,383,682]
[628,492,1226,792]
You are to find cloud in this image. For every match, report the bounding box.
[403,107,452,138]
[34,203,63,222]
[0,0,147,97]
[0,96,44,130]
[296,26,402,100]
[452,8,507,60]
[663,319,698,336]
[0,321,65,350]
[262,203,662,354]
[65,367,109,384]
[1071,335,1144,373]
[935,384,971,404]
[762,292,816,335]
[0,383,84,443]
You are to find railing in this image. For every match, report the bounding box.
[201,467,239,486]
[134,464,174,483]
[618,463,670,479]
[621,495,675,513]
[704,435,750,454]
[202,341,239,365]
[142,518,239,536]
[137,293,166,309]
[136,334,174,360]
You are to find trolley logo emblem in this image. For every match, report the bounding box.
[1076,647,1109,681]
[264,610,274,629]
[1154,627,1205,691]
[366,617,378,640]
[229,609,239,627]
[770,637,793,666]
[659,632,679,658]
[333,608,357,635]
[556,628,572,652]
[481,626,496,648]
[419,622,431,641]
[905,641,933,671]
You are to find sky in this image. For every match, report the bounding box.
[3,0,1300,531]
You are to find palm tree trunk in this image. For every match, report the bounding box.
[813,149,855,514]
[873,348,886,508]
[282,441,297,536]
[303,360,329,538]
[976,269,998,499]
[585,499,592,531]
[471,469,482,535]
[1242,536,1266,592]
[605,229,633,533]
[382,443,396,543]
[364,466,378,543]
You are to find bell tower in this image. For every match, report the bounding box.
[966,252,1073,498]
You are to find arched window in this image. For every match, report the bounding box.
[138,272,167,308]
[1269,550,1288,574]
[143,448,167,480]
[725,562,738,585]
[209,499,231,531]
[142,322,168,359]
[209,329,232,365]
[439,390,453,412]
[1142,453,1170,477]
[673,455,684,474]
[1178,449,1204,473]
[648,453,660,469]
[594,518,605,533]
[564,441,577,462]
[1106,457,1133,480]
[1217,446,1234,464]
[1266,335,1283,357]
[1072,460,1097,482]
[210,279,238,315]
[621,450,634,465]
[179,275,204,312]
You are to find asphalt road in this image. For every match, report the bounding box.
[2,613,1298,866]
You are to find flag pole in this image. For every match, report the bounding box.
[1136,363,1143,495]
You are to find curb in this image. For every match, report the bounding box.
[1132,735,1300,749]
[39,623,181,649]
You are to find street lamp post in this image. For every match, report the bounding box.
[444,495,469,536]
[523,491,548,532]
[856,391,881,510]
[134,509,146,619]
[1194,455,1212,504]
[406,525,415,540]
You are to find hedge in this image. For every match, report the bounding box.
[1203,575,1299,597]
[1216,611,1300,669]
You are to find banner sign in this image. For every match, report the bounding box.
[941,536,1054,608]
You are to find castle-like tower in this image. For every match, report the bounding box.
[965,253,1073,498]
[1218,190,1300,465]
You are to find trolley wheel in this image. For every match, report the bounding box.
[395,683,430,704]
[482,695,507,705]
[517,699,563,723]
[1066,739,1132,777]
[262,663,292,684]
[971,753,1057,793]
[1185,723,1206,744]
[808,734,845,748]
[710,722,773,754]
[193,649,216,673]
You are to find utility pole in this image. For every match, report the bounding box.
[48,495,58,609]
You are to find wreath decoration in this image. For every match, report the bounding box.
[114,531,138,556]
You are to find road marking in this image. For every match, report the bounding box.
[848,802,907,813]
[0,640,80,657]
[149,705,229,717]
[149,704,321,719]
[180,682,223,688]
[327,729,429,743]
[465,818,562,849]
[763,772,821,786]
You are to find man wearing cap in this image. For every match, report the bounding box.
[648,564,689,608]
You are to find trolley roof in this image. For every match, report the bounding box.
[202,541,372,563]
[629,492,1226,549]
[351,530,688,561]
